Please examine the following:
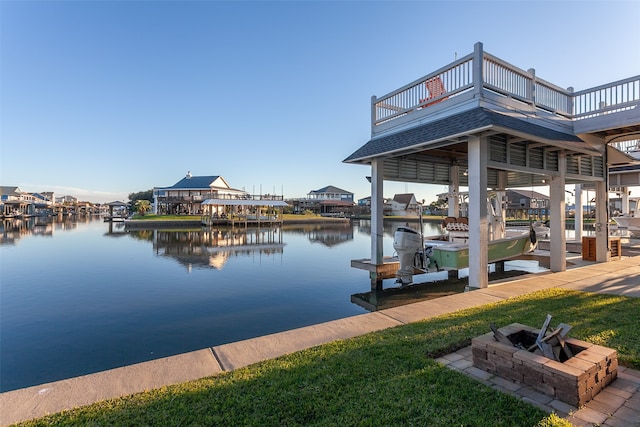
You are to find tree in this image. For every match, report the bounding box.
[134,200,151,216]
[128,190,153,205]
[428,198,448,216]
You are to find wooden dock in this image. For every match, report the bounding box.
[103,216,126,222]
[202,216,282,228]
[350,256,402,280]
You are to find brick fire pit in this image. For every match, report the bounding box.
[471,323,618,406]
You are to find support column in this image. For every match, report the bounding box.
[497,171,507,237]
[595,180,610,262]
[448,165,460,217]
[370,159,385,291]
[621,187,629,215]
[467,135,488,289]
[549,154,567,272]
[574,184,583,240]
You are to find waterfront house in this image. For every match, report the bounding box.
[385,193,421,216]
[505,189,550,220]
[344,41,639,289]
[288,185,354,216]
[358,196,371,207]
[1,186,36,217]
[55,195,78,204]
[153,172,248,215]
[31,192,55,215]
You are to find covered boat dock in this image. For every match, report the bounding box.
[201,197,289,227]
[344,42,640,290]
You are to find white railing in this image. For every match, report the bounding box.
[572,76,640,119]
[611,139,640,153]
[373,53,474,125]
[372,42,638,128]
[482,54,531,103]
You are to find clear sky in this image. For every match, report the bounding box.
[2,0,639,203]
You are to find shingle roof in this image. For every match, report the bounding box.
[507,189,549,200]
[0,186,20,196]
[393,193,415,205]
[310,185,352,195]
[343,108,588,163]
[170,175,220,189]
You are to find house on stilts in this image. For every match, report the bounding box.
[344,42,640,290]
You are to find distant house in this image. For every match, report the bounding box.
[505,189,549,219]
[288,185,354,215]
[153,172,247,215]
[384,193,421,216]
[358,196,371,207]
[56,195,78,204]
[1,186,23,203]
[32,192,55,214]
[1,186,36,217]
[38,192,56,207]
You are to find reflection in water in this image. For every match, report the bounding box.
[282,223,354,247]
[352,218,444,239]
[0,215,83,245]
[147,227,284,271]
[1,216,561,392]
[351,259,542,312]
[352,278,468,311]
[105,221,128,236]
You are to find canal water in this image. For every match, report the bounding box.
[1,216,553,392]
[1,216,439,392]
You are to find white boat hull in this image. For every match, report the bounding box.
[612,215,640,232]
[392,227,536,284]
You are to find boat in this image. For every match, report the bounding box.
[507,220,550,240]
[611,213,640,235]
[393,193,537,285]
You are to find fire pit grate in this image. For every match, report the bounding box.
[472,317,618,407]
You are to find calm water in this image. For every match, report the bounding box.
[1,216,446,392]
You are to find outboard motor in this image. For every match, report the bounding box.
[393,227,422,285]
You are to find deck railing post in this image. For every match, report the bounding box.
[527,68,536,107]
[567,87,574,116]
[371,95,377,132]
[473,42,483,98]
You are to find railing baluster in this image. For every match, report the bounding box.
[372,45,637,128]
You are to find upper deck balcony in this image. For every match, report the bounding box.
[370,42,640,143]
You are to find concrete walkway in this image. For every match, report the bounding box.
[2,255,639,426]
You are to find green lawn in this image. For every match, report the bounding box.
[129,214,202,221]
[129,214,350,222]
[16,288,639,426]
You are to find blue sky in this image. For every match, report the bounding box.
[2,0,639,203]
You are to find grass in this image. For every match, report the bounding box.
[129,214,202,221]
[15,288,638,426]
[129,214,350,222]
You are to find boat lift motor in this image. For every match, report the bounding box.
[393,226,431,285]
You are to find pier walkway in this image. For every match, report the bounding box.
[1,252,639,426]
